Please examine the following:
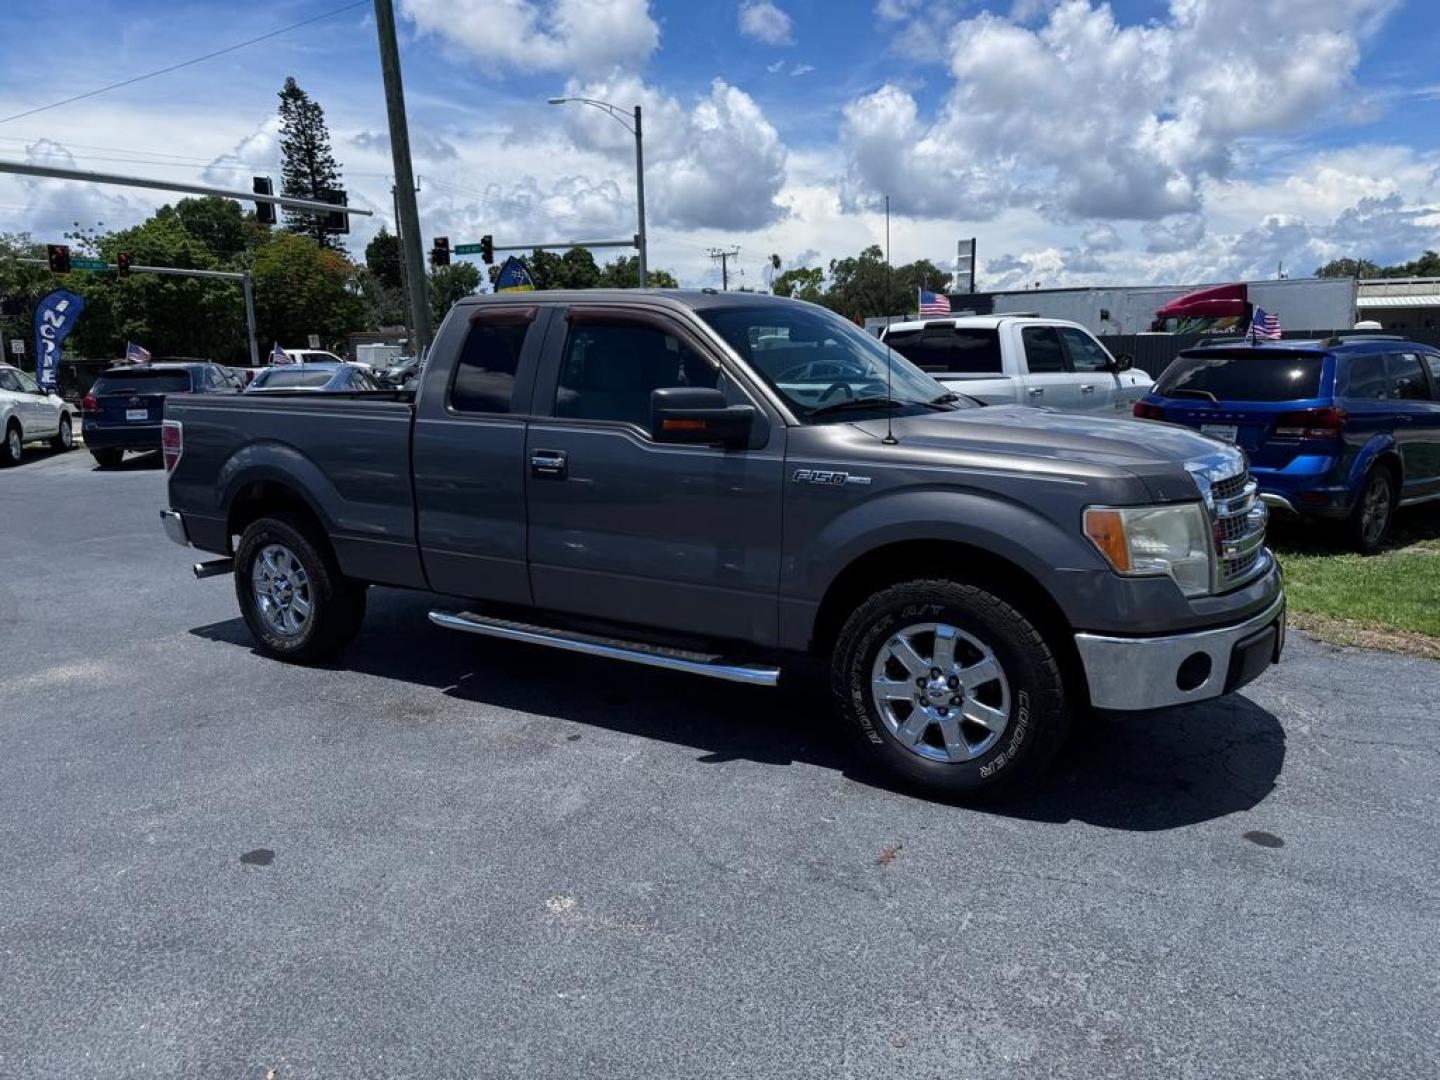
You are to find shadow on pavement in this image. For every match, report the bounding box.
[191,587,1285,830]
[92,449,164,471]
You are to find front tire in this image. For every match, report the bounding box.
[90,447,123,468]
[52,414,73,452]
[234,515,367,663]
[2,422,22,466]
[832,578,1071,799]
[1347,466,1395,554]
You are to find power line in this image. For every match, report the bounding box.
[0,0,369,126]
[708,246,740,290]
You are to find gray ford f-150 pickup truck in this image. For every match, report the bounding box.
[161,290,1284,798]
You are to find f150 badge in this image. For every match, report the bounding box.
[792,468,872,487]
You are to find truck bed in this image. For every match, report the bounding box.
[165,391,426,589]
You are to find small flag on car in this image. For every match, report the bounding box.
[271,341,293,365]
[124,341,151,365]
[918,288,950,316]
[1250,307,1281,341]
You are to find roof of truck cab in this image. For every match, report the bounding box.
[458,289,807,312]
[880,315,1090,335]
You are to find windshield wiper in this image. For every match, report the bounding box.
[1167,388,1219,402]
[807,396,912,418]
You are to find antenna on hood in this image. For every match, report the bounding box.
[882,193,897,445]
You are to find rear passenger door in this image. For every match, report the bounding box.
[1018,325,1082,411]
[413,305,552,605]
[1390,350,1440,499]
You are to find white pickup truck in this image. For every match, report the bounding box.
[879,315,1152,414]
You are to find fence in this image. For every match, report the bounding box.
[1100,329,1440,379]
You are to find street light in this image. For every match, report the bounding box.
[548,96,647,288]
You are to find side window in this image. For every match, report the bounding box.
[13,369,39,392]
[1021,325,1066,374]
[1346,354,1388,400]
[1424,353,1440,394]
[555,318,718,427]
[450,310,534,414]
[949,330,1003,374]
[1390,352,1430,401]
[0,370,17,392]
[1057,327,1112,373]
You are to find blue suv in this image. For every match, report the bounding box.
[1135,336,1440,552]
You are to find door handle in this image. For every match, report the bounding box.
[1079,384,1095,393]
[1028,387,1044,396]
[530,449,568,478]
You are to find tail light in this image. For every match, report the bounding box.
[81,391,99,414]
[1133,401,1165,420]
[1274,406,1346,440]
[161,419,183,473]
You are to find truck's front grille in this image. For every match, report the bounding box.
[1210,466,1268,591]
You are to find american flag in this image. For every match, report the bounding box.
[918,288,950,317]
[1250,307,1281,341]
[270,341,293,365]
[124,341,151,365]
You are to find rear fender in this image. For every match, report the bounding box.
[218,440,342,539]
[1347,433,1400,495]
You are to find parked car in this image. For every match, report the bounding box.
[280,348,346,367]
[162,291,1283,800]
[82,360,240,468]
[1135,335,1440,552]
[0,362,75,465]
[878,315,1153,414]
[223,366,257,389]
[246,362,378,392]
[375,356,420,390]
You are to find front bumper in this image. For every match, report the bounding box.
[1075,592,1285,711]
[160,509,190,548]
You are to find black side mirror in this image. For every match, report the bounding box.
[650,387,754,447]
[1110,353,1134,373]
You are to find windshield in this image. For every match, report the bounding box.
[698,304,962,421]
[252,368,336,389]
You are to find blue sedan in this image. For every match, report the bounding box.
[246,362,379,393]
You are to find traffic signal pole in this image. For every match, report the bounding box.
[373,0,433,353]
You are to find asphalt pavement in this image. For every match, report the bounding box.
[2,446,1437,1079]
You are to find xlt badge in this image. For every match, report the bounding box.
[792,468,872,487]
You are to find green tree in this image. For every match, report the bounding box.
[559,247,602,289]
[365,227,404,290]
[0,233,57,374]
[523,249,565,289]
[823,246,950,320]
[598,254,679,289]
[167,197,251,263]
[352,266,407,329]
[1316,257,1381,279]
[428,262,481,325]
[772,266,824,301]
[251,230,364,349]
[277,76,343,250]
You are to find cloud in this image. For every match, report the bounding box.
[201,118,281,186]
[352,128,459,161]
[791,63,814,77]
[398,0,659,76]
[738,1,794,46]
[558,75,789,230]
[845,0,1401,222]
[875,0,921,21]
[1080,222,1121,252]
[0,140,149,241]
[767,59,785,73]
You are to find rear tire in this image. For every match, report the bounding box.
[52,415,73,452]
[831,578,1071,800]
[90,448,123,469]
[2,421,21,466]
[1347,466,1395,554]
[234,514,367,664]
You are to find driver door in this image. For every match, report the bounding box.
[525,306,786,645]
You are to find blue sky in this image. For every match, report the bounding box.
[1,0,1437,289]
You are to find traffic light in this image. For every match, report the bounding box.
[480,234,494,264]
[252,176,276,226]
[116,252,132,277]
[321,189,349,235]
[46,244,71,274]
[430,236,450,268]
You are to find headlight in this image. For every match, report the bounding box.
[1084,503,1212,597]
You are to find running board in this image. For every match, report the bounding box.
[193,557,234,579]
[428,610,781,687]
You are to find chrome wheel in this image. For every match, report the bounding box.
[1361,473,1392,547]
[870,621,1011,763]
[251,543,312,637]
[6,427,19,461]
[59,417,72,449]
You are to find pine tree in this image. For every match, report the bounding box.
[277,77,343,250]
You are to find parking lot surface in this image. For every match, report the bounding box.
[3,448,1438,1079]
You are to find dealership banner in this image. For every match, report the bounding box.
[33,288,85,391]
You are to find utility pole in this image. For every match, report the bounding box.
[633,105,647,288]
[391,184,414,347]
[373,0,432,352]
[708,246,740,291]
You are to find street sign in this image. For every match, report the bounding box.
[9,339,24,355]
[307,334,321,349]
[454,243,484,255]
[71,257,108,272]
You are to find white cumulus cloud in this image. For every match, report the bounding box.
[739,1,794,45]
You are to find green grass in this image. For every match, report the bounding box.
[1271,515,1440,643]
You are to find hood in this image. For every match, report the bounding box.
[852,406,1240,503]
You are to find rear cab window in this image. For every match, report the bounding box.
[258,369,335,389]
[1157,352,1325,402]
[884,327,1002,374]
[93,369,194,395]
